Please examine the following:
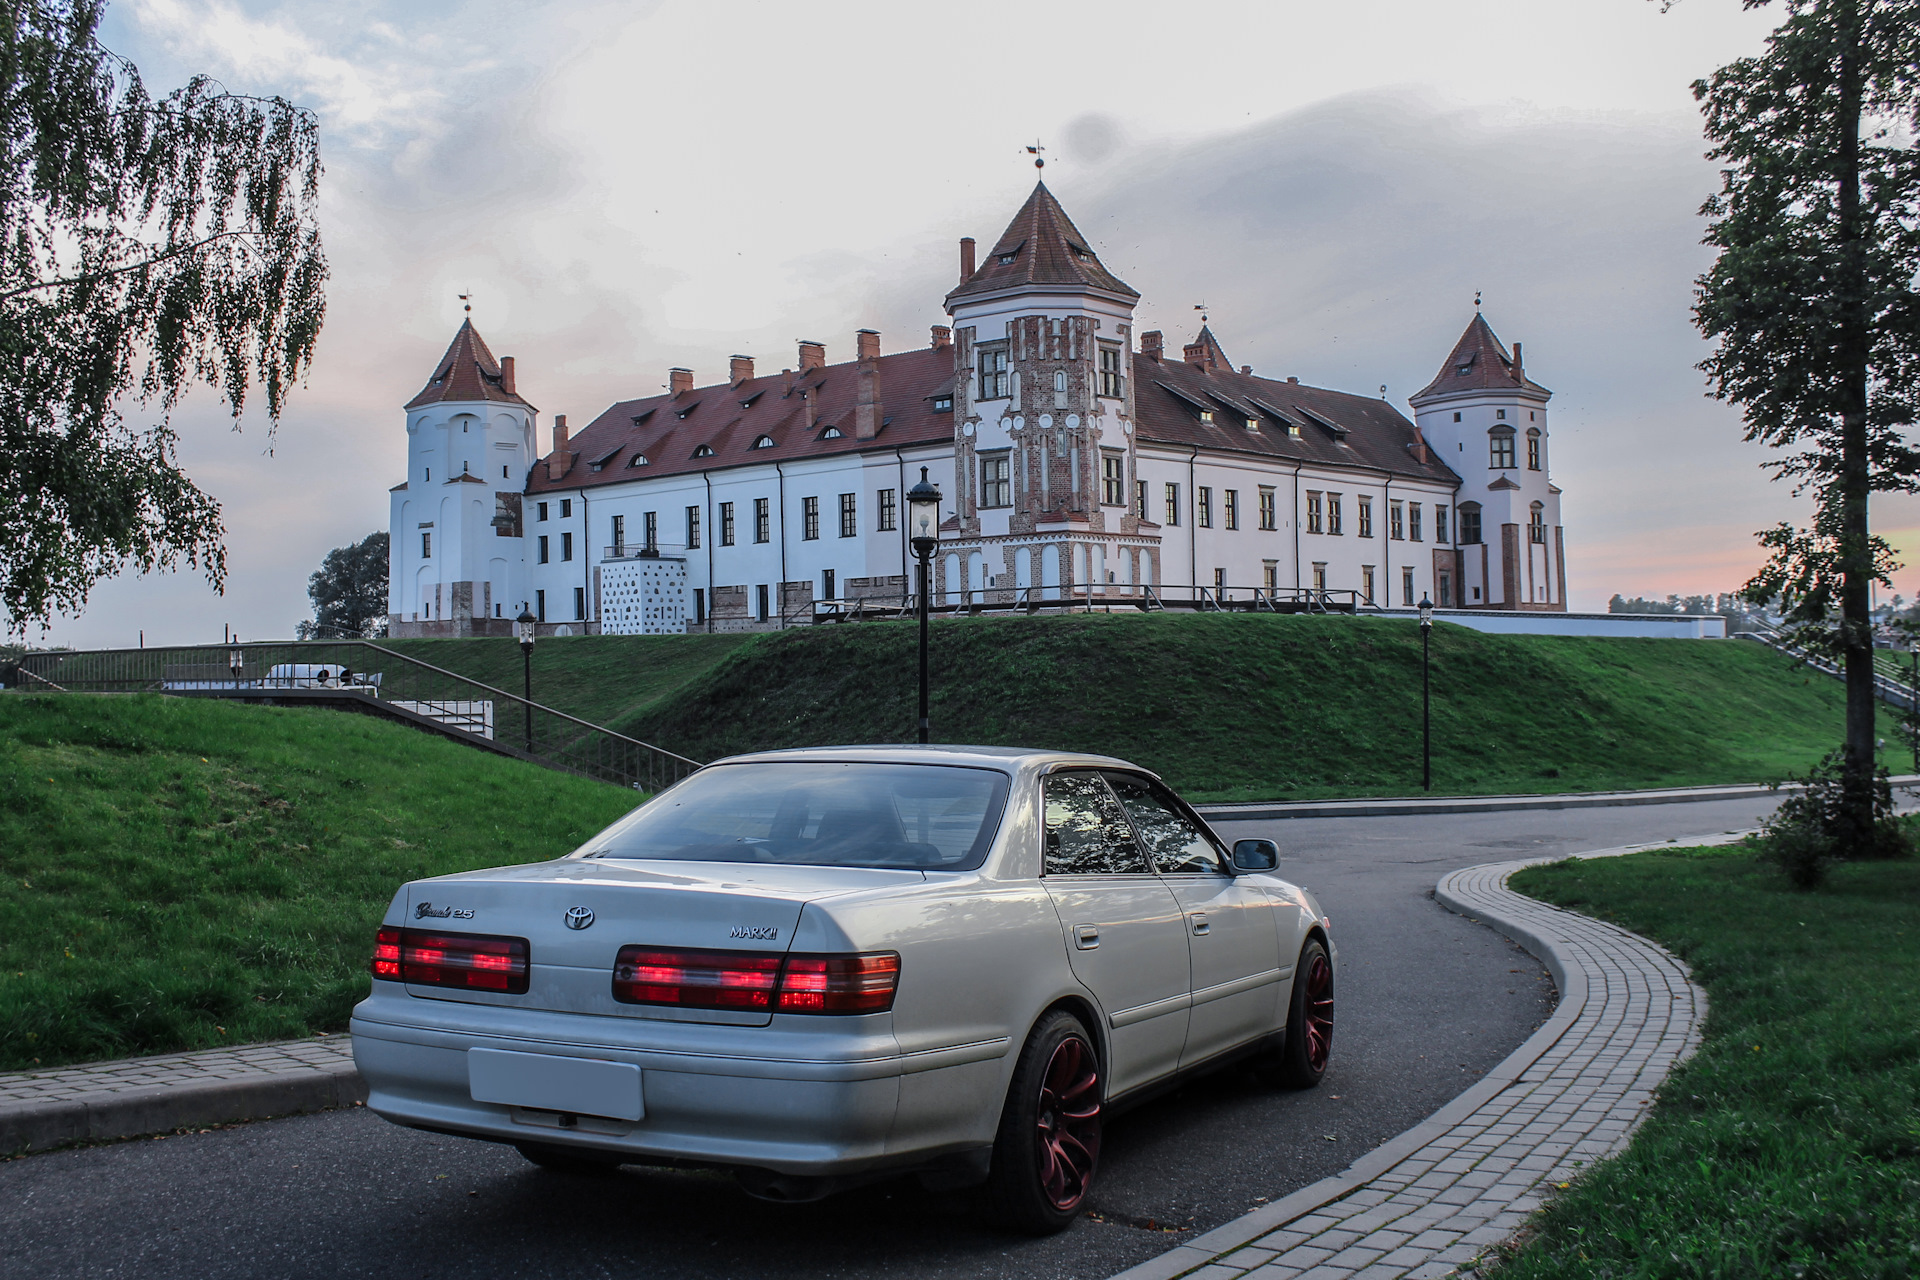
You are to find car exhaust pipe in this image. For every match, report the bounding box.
[734,1168,838,1203]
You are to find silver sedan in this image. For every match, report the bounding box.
[350,746,1335,1233]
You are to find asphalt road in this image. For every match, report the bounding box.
[1,795,1783,1280]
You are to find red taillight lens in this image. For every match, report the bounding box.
[613,947,783,1010]
[610,946,899,1015]
[777,953,901,1014]
[370,927,529,994]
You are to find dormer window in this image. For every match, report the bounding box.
[751,435,775,449]
[627,454,649,467]
[932,395,953,413]
[821,427,843,439]
[997,252,1017,265]
[1070,244,1094,261]
[676,403,698,419]
[1198,410,1214,423]
[739,391,763,409]
[1245,414,1260,433]
[692,444,715,458]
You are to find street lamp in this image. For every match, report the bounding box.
[1418,593,1434,792]
[907,467,943,745]
[515,606,537,752]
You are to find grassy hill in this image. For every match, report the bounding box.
[599,613,1902,802]
[0,694,641,1072]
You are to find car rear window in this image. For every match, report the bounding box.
[583,762,1012,871]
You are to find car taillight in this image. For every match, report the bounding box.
[370,926,529,994]
[611,946,900,1015]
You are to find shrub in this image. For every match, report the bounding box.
[1760,750,1911,888]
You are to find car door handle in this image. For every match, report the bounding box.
[1189,913,1210,936]
[1073,924,1100,950]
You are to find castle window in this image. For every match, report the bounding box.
[645,511,657,549]
[538,535,549,564]
[978,346,1009,399]
[537,502,548,522]
[878,487,897,532]
[997,252,1017,265]
[502,465,509,478]
[1264,561,1279,592]
[1362,565,1375,604]
[1098,345,1125,399]
[981,454,1011,509]
[754,497,771,543]
[1164,482,1180,527]
[803,496,820,540]
[1305,491,1323,534]
[1527,428,1541,470]
[1436,504,1450,543]
[1490,429,1516,469]
[536,590,545,622]
[628,454,649,467]
[821,427,843,439]
[611,514,625,555]
[692,444,715,458]
[574,587,585,620]
[1496,409,1506,420]
[1453,412,1461,422]
[1259,486,1277,531]
[560,500,572,518]
[424,468,429,481]
[1409,503,1423,542]
[1403,567,1415,606]
[1136,480,1148,520]
[1197,486,1213,528]
[752,435,775,449]
[1529,502,1547,544]
[719,502,735,546]
[1390,500,1404,540]
[422,532,431,559]
[1327,494,1343,536]
[1054,370,1067,395]
[1224,489,1240,530]
[1312,562,1327,592]
[1102,454,1125,506]
[562,532,573,561]
[1458,503,1483,545]
[687,505,701,549]
[839,492,857,537]
[932,395,953,412]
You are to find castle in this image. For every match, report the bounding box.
[387,182,1565,636]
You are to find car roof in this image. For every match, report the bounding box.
[707,744,1147,773]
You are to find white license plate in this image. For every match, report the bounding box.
[467,1048,644,1121]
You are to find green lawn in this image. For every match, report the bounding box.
[609,613,1906,802]
[1502,847,1920,1279]
[0,693,641,1073]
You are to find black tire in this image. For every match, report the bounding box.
[514,1140,623,1174]
[983,1009,1103,1234]
[1272,937,1334,1089]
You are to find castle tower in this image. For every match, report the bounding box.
[387,319,538,636]
[1409,313,1564,611]
[942,182,1155,601]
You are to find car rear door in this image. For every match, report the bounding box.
[1104,772,1287,1070]
[1040,771,1191,1098]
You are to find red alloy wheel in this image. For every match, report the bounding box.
[1034,1034,1102,1211]
[1301,951,1334,1072]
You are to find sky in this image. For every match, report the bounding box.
[33,0,1910,646]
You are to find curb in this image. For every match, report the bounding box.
[1105,833,1740,1280]
[1195,778,1920,822]
[1,1056,365,1156]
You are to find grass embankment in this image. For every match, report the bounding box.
[1503,848,1920,1279]
[0,694,640,1073]
[378,633,752,730]
[604,613,1902,802]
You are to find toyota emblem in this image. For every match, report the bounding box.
[563,906,595,931]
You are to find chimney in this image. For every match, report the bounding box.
[798,340,825,372]
[853,335,882,440]
[1140,330,1164,362]
[783,368,795,396]
[546,413,572,481]
[1411,424,1431,465]
[669,367,693,396]
[1287,376,1299,384]
[500,356,516,396]
[930,325,951,349]
[729,355,754,385]
[959,237,976,281]
[1512,342,1523,380]
[1183,341,1208,369]
[1241,365,1252,375]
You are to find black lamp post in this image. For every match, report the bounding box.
[515,606,537,752]
[907,467,943,745]
[1418,593,1434,792]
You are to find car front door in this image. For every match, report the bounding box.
[1104,772,1289,1070]
[1041,771,1191,1098]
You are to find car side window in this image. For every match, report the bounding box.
[1104,773,1224,875]
[1043,773,1149,875]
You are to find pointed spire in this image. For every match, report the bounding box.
[405,318,533,410]
[947,181,1138,304]
[1410,312,1550,403]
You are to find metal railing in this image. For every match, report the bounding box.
[782,582,1383,625]
[11,640,702,793]
[1738,622,1920,713]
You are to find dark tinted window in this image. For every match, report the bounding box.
[1105,773,1222,874]
[1043,773,1148,875]
[584,763,1009,871]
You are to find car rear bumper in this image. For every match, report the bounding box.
[349,992,998,1177]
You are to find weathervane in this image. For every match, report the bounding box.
[459,289,472,315]
[1026,140,1046,170]
[1194,301,1209,325]
[1474,289,1482,311]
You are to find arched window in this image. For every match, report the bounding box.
[1526,427,1541,471]
[1529,502,1546,544]
[627,454,649,467]
[821,426,843,439]
[1457,501,1484,545]
[751,435,775,449]
[692,444,714,458]
[1489,427,1516,470]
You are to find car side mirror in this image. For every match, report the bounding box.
[1231,838,1279,872]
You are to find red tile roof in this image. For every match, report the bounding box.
[406,319,534,410]
[946,182,1138,304]
[1410,313,1551,402]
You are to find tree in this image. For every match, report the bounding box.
[0,0,326,633]
[298,532,387,640]
[1692,0,1920,855]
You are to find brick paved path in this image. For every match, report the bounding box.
[0,1034,361,1153]
[1112,839,1725,1280]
